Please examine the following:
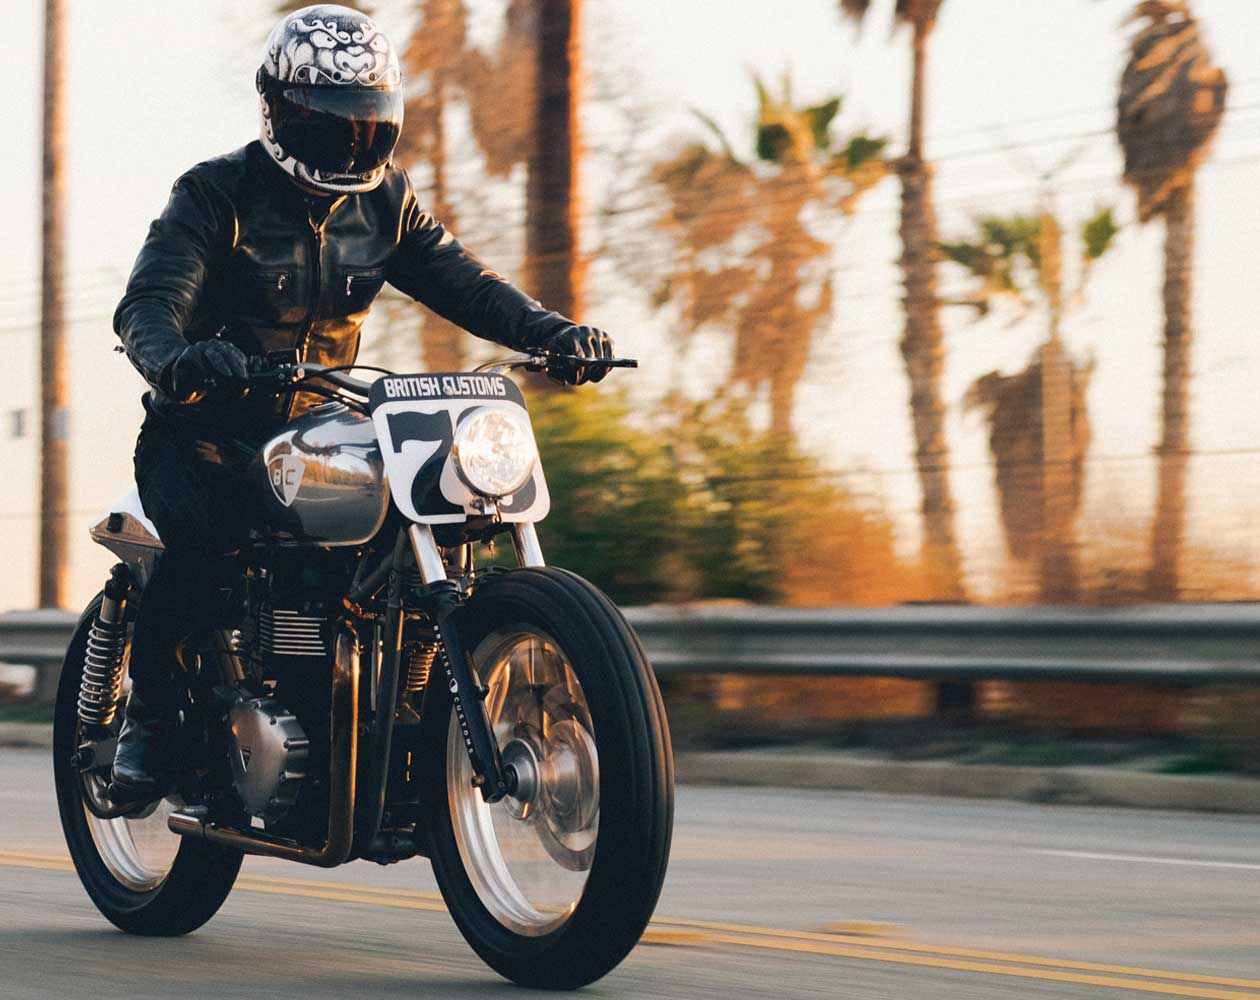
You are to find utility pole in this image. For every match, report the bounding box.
[39,0,68,608]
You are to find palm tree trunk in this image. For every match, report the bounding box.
[420,71,466,371]
[1038,336,1080,602]
[899,20,964,600]
[39,0,68,609]
[1149,179,1194,600]
[527,0,584,318]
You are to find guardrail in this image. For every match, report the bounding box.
[5,604,1260,705]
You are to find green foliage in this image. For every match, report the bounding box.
[524,391,913,606]
[841,134,889,171]
[938,214,1042,299]
[1082,208,1119,262]
[527,388,685,605]
[940,207,1118,314]
[756,122,796,165]
[805,98,843,149]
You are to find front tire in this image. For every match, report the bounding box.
[54,594,243,936]
[422,568,674,989]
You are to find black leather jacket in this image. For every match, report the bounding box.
[115,141,572,437]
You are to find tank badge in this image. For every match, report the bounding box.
[269,454,306,507]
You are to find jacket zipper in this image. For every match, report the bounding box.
[295,196,345,363]
[284,197,343,420]
[296,216,326,364]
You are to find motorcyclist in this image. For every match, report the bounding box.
[108,4,613,803]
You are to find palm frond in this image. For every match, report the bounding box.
[692,110,742,164]
[804,98,842,150]
[1117,0,1228,219]
[895,0,945,29]
[1081,208,1119,262]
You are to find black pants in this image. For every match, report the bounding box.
[128,415,261,708]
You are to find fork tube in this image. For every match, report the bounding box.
[408,524,447,584]
[511,523,545,568]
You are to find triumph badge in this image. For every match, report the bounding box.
[268,454,306,507]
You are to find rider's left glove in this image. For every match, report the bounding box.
[541,325,615,385]
[166,339,250,402]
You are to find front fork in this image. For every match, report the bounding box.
[358,523,541,851]
[411,523,542,803]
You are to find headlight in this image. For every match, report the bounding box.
[452,407,538,498]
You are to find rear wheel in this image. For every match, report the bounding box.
[54,594,242,936]
[423,568,673,989]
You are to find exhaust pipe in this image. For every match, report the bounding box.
[169,632,359,868]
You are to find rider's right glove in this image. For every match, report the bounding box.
[165,339,250,402]
[540,325,615,386]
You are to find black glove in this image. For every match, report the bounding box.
[165,339,250,402]
[541,325,615,385]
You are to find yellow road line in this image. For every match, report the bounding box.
[233,880,448,913]
[2,850,1256,998]
[684,931,1260,1000]
[236,871,444,903]
[651,914,1260,991]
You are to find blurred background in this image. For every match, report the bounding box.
[6,0,1260,770]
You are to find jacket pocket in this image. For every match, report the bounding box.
[339,267,386,315]
[241,268,301,324]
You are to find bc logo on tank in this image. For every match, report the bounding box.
[268,454,306,507]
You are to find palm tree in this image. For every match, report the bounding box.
[1117,0,1227,599]
[942,207,1117,601]
[396,0,472,370]
[458,0,583,319]
[652,75,887,437]
[529,0,583,318]
[837,0,963,598]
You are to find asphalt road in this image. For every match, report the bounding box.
[1,748,1259,999]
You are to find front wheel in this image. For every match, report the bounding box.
[422,568,674,989]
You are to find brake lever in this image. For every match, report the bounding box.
[199,365,304,395]
[530,354,639,372]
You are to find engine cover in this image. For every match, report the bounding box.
[228,697,310,821]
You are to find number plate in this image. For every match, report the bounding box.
[369,373,550,524]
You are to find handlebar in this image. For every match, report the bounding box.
[201,353,636,399]
[202,360,373,398]
[472,353,639,376]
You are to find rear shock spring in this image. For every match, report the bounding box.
[402,640,437,699]
[77,565,132,728]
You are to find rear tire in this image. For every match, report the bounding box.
[54,594,242,936]
[422,568,673,989]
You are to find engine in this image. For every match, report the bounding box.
[228,696,310,821]
[229,555,351,825]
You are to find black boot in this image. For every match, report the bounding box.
[109,691,176,805]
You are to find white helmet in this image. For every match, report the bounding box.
[257,5,403,195]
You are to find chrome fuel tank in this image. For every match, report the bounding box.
[253,402,388,546]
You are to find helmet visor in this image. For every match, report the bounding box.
[270,85,403,175]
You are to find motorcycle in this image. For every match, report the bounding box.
[52,353,674,989]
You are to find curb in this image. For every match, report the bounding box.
[675,750,1260,814]
[8,722,1260,814]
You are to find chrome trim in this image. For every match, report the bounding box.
[512,523,545,568]
[447,630,597,936]
[472,354,541,375]
[409,523,448,585]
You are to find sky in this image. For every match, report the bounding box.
[3,0,1260,610]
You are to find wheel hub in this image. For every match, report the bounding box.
[501,738,541,820]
